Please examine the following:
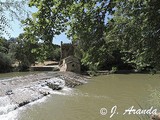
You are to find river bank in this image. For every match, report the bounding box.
[0,72,88,115]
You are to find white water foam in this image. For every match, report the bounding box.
[0,86,74,120]
[0,110,18,120]
[0,96,48,120]
[50,87,73,96]
[0,96,18,115]
[20,87,73,111]
[0,96,19,120]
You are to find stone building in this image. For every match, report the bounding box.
[59,55,81,73]
[60,41,74,59]
[59,41,81,73]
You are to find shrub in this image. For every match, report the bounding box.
[110,66,118,73]
[0,52,13,72]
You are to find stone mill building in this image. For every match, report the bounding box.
[59,41,81,73]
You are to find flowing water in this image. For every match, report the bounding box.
[0,72,41,80]
[1,73,160,120]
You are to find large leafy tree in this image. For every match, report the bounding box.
[22,0,70,43]
[66,0,115,69]
[15,33,40,69]
[0,37,13,72]
[21,0,72,63]
[0,0,27,36]
[23,0,160,71]
[105,0,160,70]
[23,0,115,69]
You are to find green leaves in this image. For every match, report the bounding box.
[106,0,160,70]
[22,0,71,43]
[0,0,28,37]
[21,0,160,71]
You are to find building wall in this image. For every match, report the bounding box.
[60,56,81,73]
[60,42,81,73]
[61,42,74,59]
[66,62,81,73]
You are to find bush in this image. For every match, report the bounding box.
[0,52,13,72]
[17,58,30,71]
[110,66,118,73]
[52,48,60,61]
[88,64,98,76]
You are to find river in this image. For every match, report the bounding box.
[1,73,160,120]
[0,72,42,80]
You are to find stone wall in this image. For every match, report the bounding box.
[60,56,80,73]
[60,41,74,59]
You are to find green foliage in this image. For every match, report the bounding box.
[88,64,98,76]
[0,52,13,72]
[111,66,118,73]
[22,0,115,69]
[105,0,160,70]
[22,0,69,43]
[51,45,60,61]
[0,37,13,72]
[0,0,27,36]
[20,0,68,63]
[66,0,115,70]
[21,0,160,71]
[12,33,60,71]
[14,33,39,71]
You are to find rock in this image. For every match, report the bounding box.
[5,90,13,95]
[9,88,44,107]
[18,100,30,107]
[39,91,50,96]
[46,78,65,90]
[2,82,6,85]
[40,82,47,87]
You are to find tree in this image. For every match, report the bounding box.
[105,0,160,70]
[14,33,40,71]
[46,44,60,61]
[66,0,116,70]
[0,37,13,72]
[23,0,160,71]
[22,0,69,43]
[23,0,115,70]
[0,0,28,72]
[0,0,27,36]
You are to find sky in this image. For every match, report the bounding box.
[2,2,71,45]
[3,20,71,45]
[2,1,110,45]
